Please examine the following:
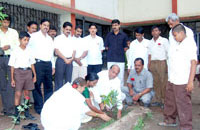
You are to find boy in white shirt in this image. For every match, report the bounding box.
[159,24,197,130]
[8,31,37,124]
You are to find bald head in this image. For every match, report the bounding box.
[109,65,120,80]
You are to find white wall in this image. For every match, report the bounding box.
[75,0,119,20]
[118,0,172,23]
[178,0,200,17]
[44,0,71,8]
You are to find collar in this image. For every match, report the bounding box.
[0,28,10,34]
[134,68,145,76]
[112,31,122,35]
[152,36,161,42]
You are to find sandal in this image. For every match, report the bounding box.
[158,122,177,127]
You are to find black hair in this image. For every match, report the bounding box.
[135,27,144,34]
[111,19,120,25]
[134,58,144,65]
[49,25,57,31]
[85,73,99,81]
[27,21,38,27]
[89,23,97,29]
[72,77,86,87]
[75,25,83,30]
[40,19,50,24]
[19,31,30,39]
[151,25,161,32]
[4,15,11,21]
[172,24,186,34]
[63,22,72,28]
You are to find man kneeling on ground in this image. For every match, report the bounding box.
[122,58,154,107]
[90,65,125,119]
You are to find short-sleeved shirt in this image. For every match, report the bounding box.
[127,69,153,93]
[84,35,104,65]
[0,28,20,55]
[8,46,35,68]
[128,38,150,69]
[73,36,88,67]
[28,30,55,68]
[148,36,169,61]
[168,36,197,85]
[82,87,90,98]
[105,31,128,62]
[54,34,75,58]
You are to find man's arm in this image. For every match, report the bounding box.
[74,51,88,66]
[133,88,151,101]
[55,49,73,64]
[186,60,197,92]
[148,55,151,71]
[31,64,37,83]
[11,66,15,87]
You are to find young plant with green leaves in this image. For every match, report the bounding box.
[5,97,32,130]
[101,90,119,108]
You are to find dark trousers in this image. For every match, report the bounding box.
[164,82,192,130]
[0,57,15,114]
[32,61,53,114]
[87,64,102,74]
[55,57,73,91]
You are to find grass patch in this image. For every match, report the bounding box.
[133,112,152,130]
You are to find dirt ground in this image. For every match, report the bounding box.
[0,79,200,130]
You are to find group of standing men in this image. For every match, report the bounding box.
[0,12,197,130]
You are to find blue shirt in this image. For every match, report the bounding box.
[105,31,128,62]
[127,69,153,93]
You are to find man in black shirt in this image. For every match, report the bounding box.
[105,19,128,87]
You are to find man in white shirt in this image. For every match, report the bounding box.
[128,27,150,72]
[0,16,19,116]
[158,24,197,130]
[28,19,55,114]
[54,22,75,91]
[148,26,169,107]
[84,23,104,74]
[90,65,125,119]
[27,21,38,35]
[72,25,88,81]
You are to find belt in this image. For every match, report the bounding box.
[18,67,31,70]
[36,59,51,63]
[0,55,10,58]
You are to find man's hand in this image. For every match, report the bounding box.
[11,80,16,87]
[99,113,112,121]
[64,58,73,64]
[117,110,122,119]
[100,103,104,111]
[132,94,141,102]
[52,68,55,75]
[75,58,82,66]
[2,45,10,51]
[129,88,134,96]
[148,63,151,71]
[128,69,131,75]
[33,76,37,83]
[186,82,194,92]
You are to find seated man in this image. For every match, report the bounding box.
[90,65,125,119]
[122,58,154,107]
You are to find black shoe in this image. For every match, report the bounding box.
[25,109,37,120]
[25,113,37,120]
[22,123,40,130]
[14,106,20,125]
